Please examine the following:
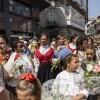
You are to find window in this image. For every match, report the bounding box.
[0,12,5,30]
[9,0,31,17]
[10,15,32,33]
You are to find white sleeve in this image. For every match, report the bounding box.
[80,76,89,98]
[33,56,40,75]
[80,89,89,98]
[96,50,100,59]
[93,87,100,94]
[21,54,35,74]
[52,75,60,95]
[28,44,31,50]
[3,53,16,73]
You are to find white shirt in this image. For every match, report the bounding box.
[69,43,76,49]
[69,43,77,54]
[52,71,89,97]
[39,45,50,55]
[3,52,34,87]
[96,47,100,59]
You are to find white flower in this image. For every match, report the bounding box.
[98,60,100,66]
[52,58,58,64]
[86,64,94,72]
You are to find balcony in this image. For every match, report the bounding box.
[45,7,58,27]
[46,20,58,27]
[80,5,86,11]
[72,0,81,7]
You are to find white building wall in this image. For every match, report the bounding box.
[68,6,85,30]
[86,21,95,36]
[40,5,85,30]
[40,0,87,37]
[40,10,47,28]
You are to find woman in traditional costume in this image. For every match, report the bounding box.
[67,34,78,54]
[34,34,54,84]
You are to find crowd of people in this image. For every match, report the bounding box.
[0,33,100,100]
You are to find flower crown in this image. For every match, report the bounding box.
[19,72,36,82]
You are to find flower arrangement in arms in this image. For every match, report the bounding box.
[11,54,29,76]
[51,48,72,71]
[84,59,100,94]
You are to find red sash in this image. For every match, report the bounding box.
[68,44,76,53]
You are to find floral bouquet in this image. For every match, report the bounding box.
[42,79,73,100]
[11,54,29,76]
[51,58,61,71]
[51,48,72,71]
[84,59,100,94]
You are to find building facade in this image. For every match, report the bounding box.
[85,18,96,36]
[0,0,50,41]
[86,16,100,42]
[40,0,88,39]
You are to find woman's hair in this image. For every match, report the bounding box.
[86,45,96,53]
[12,41,22,51]
[70,34,78,43]
[63,54,78,69]
[76,37,87,51]
[40,33,50,44]
[12,41,23,50]
[16,78,41,100]
[40,33,47,38]
[56,35,62,41]
[0,34,9,44]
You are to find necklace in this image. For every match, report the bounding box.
[0,51,11,65]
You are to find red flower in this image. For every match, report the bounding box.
[14,53,21,61]
[19,72,36,82]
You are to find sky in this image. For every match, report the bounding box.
[88,0,100,18]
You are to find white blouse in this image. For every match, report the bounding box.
[39,45,50,55]
[3,52,34,87]
[52,71,89,97]
[69,43,77,54]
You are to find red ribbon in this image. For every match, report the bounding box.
[19,72,36,82]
